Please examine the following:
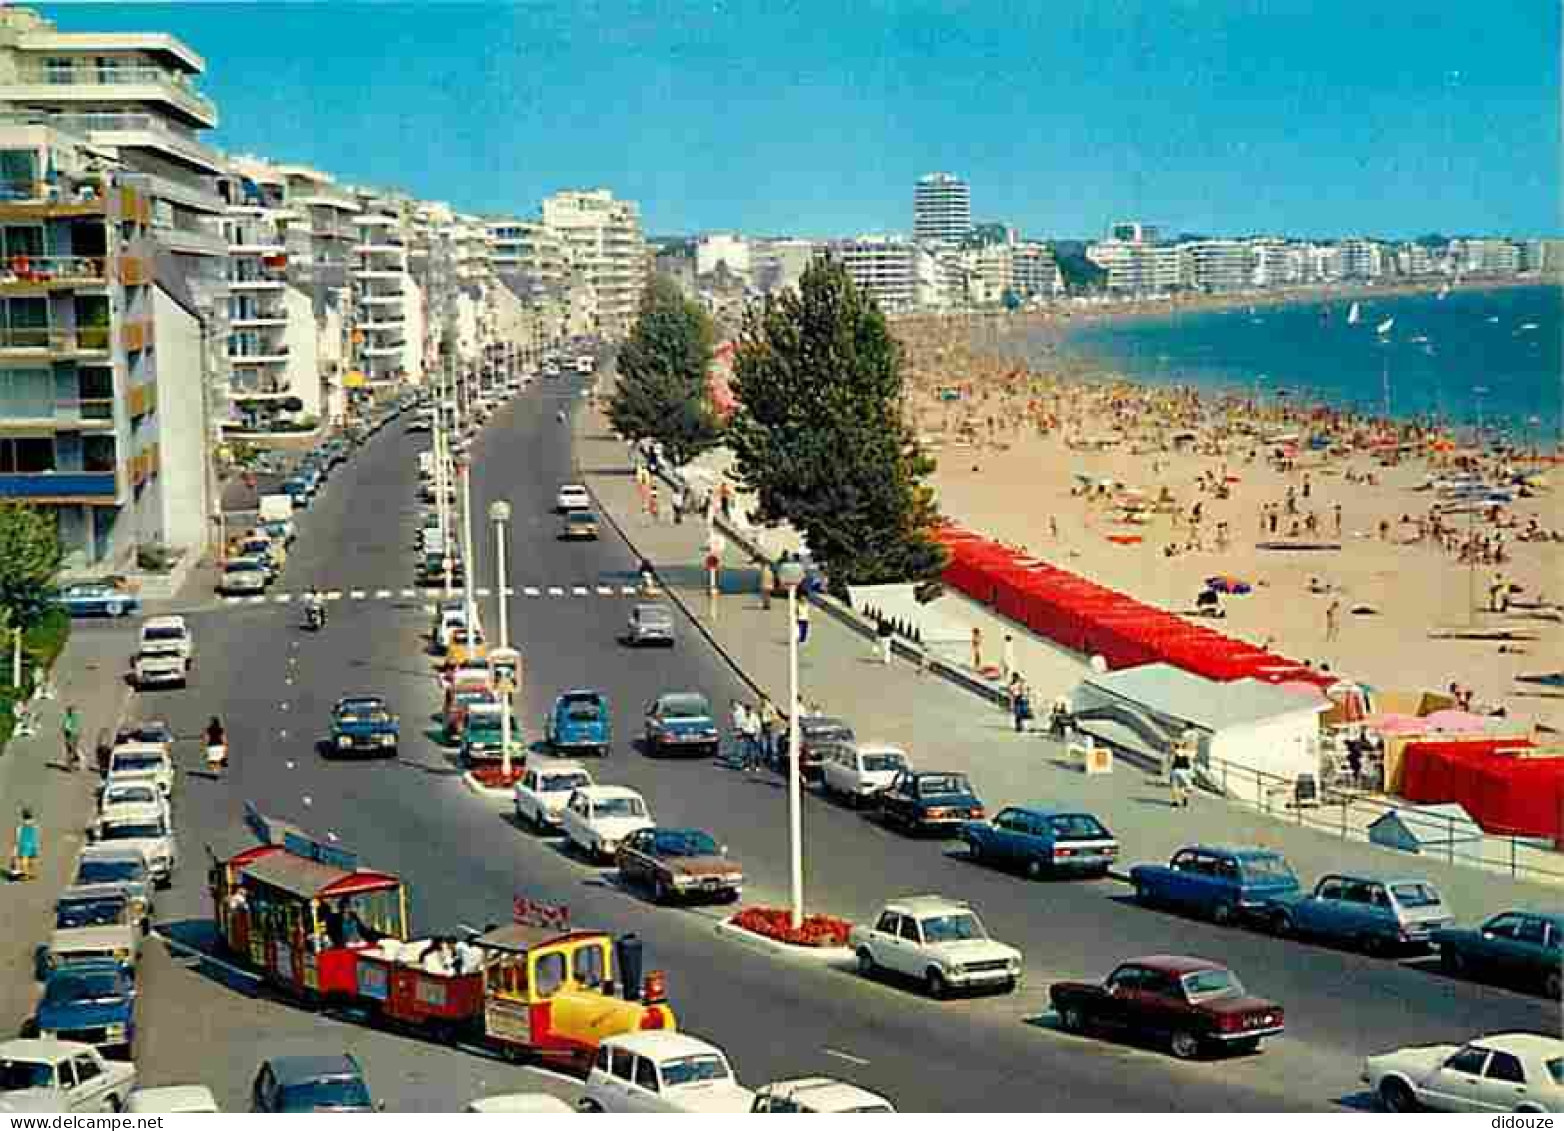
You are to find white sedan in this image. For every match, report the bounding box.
[555,484,592,512]
[580,1032,753,1113]
[1363,1032,1563,1113]
[819,742,910,806]
[559,785,653,861]
[0,1039,136,1112]
[513,761,594,830]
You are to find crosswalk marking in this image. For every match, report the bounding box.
[374,589,392,599]
[476,587,492,597]
[620,585,638,596]
[273,594,291,604]
[211,583,644,612]
[349,589,367,600]
[572,586,588,596]
[399,588,417,598]
[596,585,613,596]
[547,586,564,596]
[326,589,343,600]
[523,586,541,597]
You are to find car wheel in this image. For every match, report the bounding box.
[1133,881,1156,907]
[1210,902,1235,927]
[106,600,125,617]
[1269,909,1294,937]
[1379,1078,1418,1113]
[1060,1004,1090,1033]
[1169,1029,1202,1060]
[1439,945,1466,976]
[1024,857,1044,880]
[925,968,949,1000]
[855,947,878,979]
[578,1099,605,1113]
[99,1095,121,1113]
[653,876,671,904]
[1544,968,1561,1000]
[1357,933,1385,957]
[967,837,982,862]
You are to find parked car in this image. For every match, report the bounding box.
[124,1086,220,1113]
[626,603,676,647]
[1050,955,1284,1060]
[773,715,854,782]
[465,1094,573,1113]
[615,827,743,904]
[443,687,497,745]
[235,534,284,576]
[45,886,142,977]
[512,761,594,831]
[559,510,600,540]
[112,720,172,752]
[560,785,654,861]
[97,783,167,827]
[251,1053,375,1113]
[751,1078,896,1113]
[850,895,1022,998]
[68,852,152,931]
[57,583,139,619]
[432,604,471,651]
[555,483,592,512]
[546,690,611,756]
[35,960,136,1057]
[93,803,175,887]
[280,476,313,507]
[1432,910,1563,1000]
[1364,1032,1563,1113]
[218,556,270,596]
[818,742,909,806]
[643,692,718,758]
[0,1039,136,1112]
[1128,844,1301,926]
[876,770,985,835]
[327,695,400,758]
[131,617,190,688]
[418,551,464,587]
[258,517,295,547]
[961,806,1119,879]
[1264,873,1453,953]
[104,743,174,797]
[579,1032,753,1113]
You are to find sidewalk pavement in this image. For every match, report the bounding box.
[0,620,138,1034]
[576,403,1563,923]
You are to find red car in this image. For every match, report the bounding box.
[1048,954,1284,1060]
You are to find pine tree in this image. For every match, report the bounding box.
[0,501,63,633]
[606,276,723,468]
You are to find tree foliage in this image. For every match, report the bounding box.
[0,502,63,631]
[607,275,722,468]
[727,257,946,589]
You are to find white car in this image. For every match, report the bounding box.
[849,895,1023,998]
[579,1032,753,1113]
[0,1039,135,1112]
[94,803,176,887]
[555,483,591,512]
[98,781,169,823]
[560,785,653,861]
[105,744,174,797]
[132,616,191,688]
[435,608,478,653]
[125,1086,220,1113]
[752,1077,896,1113]
[513,761,594,830]
[1363,1032,1563,1113]
[219,556,270,595]
[465,1094,573,1113]
[138,616,192,661]
[819,742,910,806]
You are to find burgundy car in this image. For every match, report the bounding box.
[1048,955,1284,1060]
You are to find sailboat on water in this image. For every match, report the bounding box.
[1438,282,1451,300]
[1347,302,1361,325]
[1376,317,1395,336]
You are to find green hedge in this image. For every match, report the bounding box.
[0,609,71,754]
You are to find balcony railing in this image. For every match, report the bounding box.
[48,113,225,175]
[0,471,117,500]
[0,326,111,352]
[12,62,217,122]
[0,256,107,286]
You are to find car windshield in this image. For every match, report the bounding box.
[280,1079,371,1112]
[1049,814,1110,840]
[542,772,591,793]
[565,702,602,721]
[1389,882,1442,908]
[77,859,143,885]
[105,785,157,806]
[1548,1058,1564,1087]
[456,691,492,706]
[112,754,162,773]
[102,821,164,841]
[659,1054,731,1088]
[340,707,388,723]
[805,721,853,740]
[920,912,986,942]
[143,626,184,641]
[594,797,646,819]
[56,897,127,928]
[917,774,971,798]
[226,562,263,574]
[862,752,907,772]
[0,1059,55,1091]
[1181,967,1246,1002]
[44,970,127,1004]
[654,830,720,857]
[1240,855,1297,884]
[569,512,597,522]
[661,696,709,719]
[637,608,672,625]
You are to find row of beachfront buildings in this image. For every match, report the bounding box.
[0,5,649,571]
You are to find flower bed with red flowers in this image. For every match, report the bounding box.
[469,764,525,789]
[731,906,853,948]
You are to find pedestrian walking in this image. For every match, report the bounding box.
[672,486,686,525]
[729,699,751,765]
[1333,503,1342,536]
[1001,633,1017,682]
[647,484,660,522]
[11,807,39,881]
[970,626,983,672]
[759,562,774,611]
[877,616,894,665]
[61,704,82,770]
[1169,748,1194,808]
[758,696,778,766]
[795,598,811,645]
[1010,675,1032,733]
[740,704,762,771]
[93,728,112,778]
[1325,597,1341,642]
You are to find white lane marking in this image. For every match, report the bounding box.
[350,590,367,600]
[247,595,266,604]
[620,585,637,596]
[273,594,291,604]
[326,589,344,600]
[375,589,392,599]
[502,586,515,597]
[524,586,541,597]
[822,1048,870,1067]
[571,586,588,596]
[596,585,614,596]
[400,588,417,598]
[476,587,492,597]
[547,586,564,596]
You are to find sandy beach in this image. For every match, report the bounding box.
[895,311,1564,734]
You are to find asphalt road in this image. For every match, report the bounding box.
[134,377,1556,1112]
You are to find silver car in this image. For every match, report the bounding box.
[627,604,675,647]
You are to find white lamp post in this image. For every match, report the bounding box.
[777,558,807,929]
[489,499,514,773]
[459,458,478,647]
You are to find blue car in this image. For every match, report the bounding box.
[546,690,612,757]
[35,958,136,1057]
[1128,844,1301,927]
[57,582,140,619]
[281,477,312,506]
[961,805,1119,879]
[1264,873,1454,953]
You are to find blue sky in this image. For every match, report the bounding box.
[42,1,1561,239]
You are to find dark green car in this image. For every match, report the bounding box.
[1432,909,1562,999]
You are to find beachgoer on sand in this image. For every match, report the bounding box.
[1325,598,1341,641]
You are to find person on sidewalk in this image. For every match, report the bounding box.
[61,704,82,770]
[729,699,750,765]
[11,807,39,881]
[1324,597,1341,642]
[876,616,894,664]
[759,562,774,611]
[647,484,660,522]
[758,696,778,766]
[739,703,762,772]
[1001,633,1017,682]
[672,486,686,525]
[1009,675,1032,733]
[795,597,811,646]
[1169,747,1194,808]
[93,728,113,778]
[970,627,983,672]
[205,716,228,775]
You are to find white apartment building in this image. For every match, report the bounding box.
[1306,243,1344,282]
[696,233,751,280]
[1010,242,1063,298]
[351,195,421,383]
[1087,239,1188,294]
[1248,238,1304,288]
[1394,242,1439,277]
[835,237,916,311]
[1338,238,1388,280]
[913,172,971,243]
[1186,239,1253,293]
[1108,220,1160,244]
[540,189,646,339]
[1450,238,1521,276]
[752,238,817,294]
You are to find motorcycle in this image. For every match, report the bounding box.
[206,742,228,774]
[304,602,326,631]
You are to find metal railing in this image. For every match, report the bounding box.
[0,256,107,284]
[13,63,217,121]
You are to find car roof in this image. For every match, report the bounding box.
[855,743,908,755]
[884,894,972,916]
[265,1053,362,1085]
[1317,873,1438,887]
[99,801,164,822]
[577,784,644,802]
[558,483,587,491]
[759,1077,891,1110]
[602,1031,724,1059]
[1470,1033,1564,1057]
[635,603,673,615]
[125,1085,220,1113]
[466,1094,574,1113]
[111,742,168,757]
[143,615,186,630]
[44,957,128,978]
[78,844,147,863]
[535,760,589,775]
[801,716,852,729]
[0,1037,98,1062]
[1181,844,1286,859]
[1119,954,1228,975]
[558,689,604,701]
[58,884,130,901]
[1005,804,1100,819]
[658,690,708,703]
[226,555,266,568]
[336,695,387,707]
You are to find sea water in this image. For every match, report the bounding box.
[1039,284,1561,442]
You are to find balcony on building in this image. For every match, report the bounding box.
[0,430,121,501]
[0,43,217,130]
[228,260,286,290]
[46,111,226,177]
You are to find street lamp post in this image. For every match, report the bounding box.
[459,458,478,649]
[777,558,807,929]
[489,499,514,774]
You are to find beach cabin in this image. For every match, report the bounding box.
[1070,663,1328,795]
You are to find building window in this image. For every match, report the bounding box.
[0,367,54,416]
[0,437,56,474]
[44,57,73,85]
[0,151,39,200]
[82,434,116,473]
[1,226,46,260]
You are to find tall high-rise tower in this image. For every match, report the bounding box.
[913,172,971,243]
